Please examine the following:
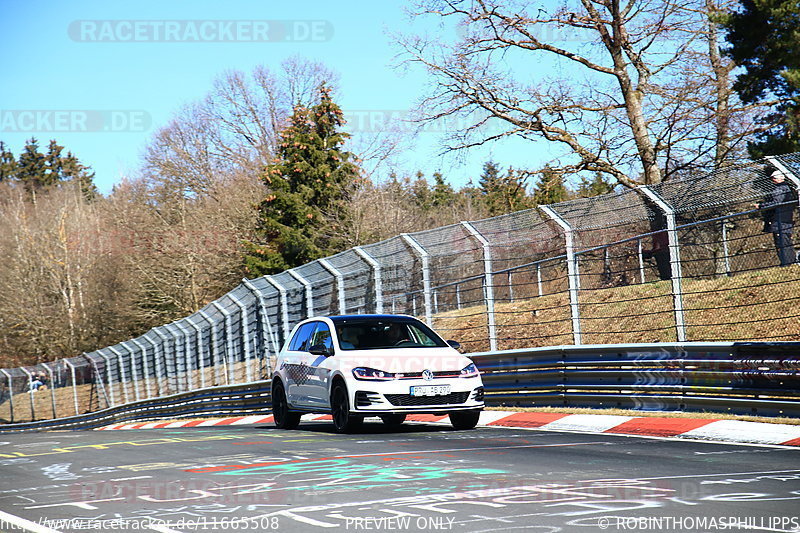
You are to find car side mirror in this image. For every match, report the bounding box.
[446,340,462,351]
[309,344,333,357]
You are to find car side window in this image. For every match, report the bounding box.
[310,323,333,351]
[288,323,316,352]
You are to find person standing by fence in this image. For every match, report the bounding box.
[758,167,798,266]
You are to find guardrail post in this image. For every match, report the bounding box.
[354,246,384,313]
[540,206,582,345]
[129,339,153,398]
[151,328,172,395]
[199,310,224,386]
[1,369,14,422]
[462,221,498,351]
[318,258,347,315]
[20,367,36,420]
[40,362,58,418]
[229,294,254,383]
[96,352,116,406]
[639,186,687,342]
[401,233,433,326]
[63,359,80,416]
[242,278,280,378]
[288,269,314,318]
[106,347,131,404]
[265,276,291,344]
[185,317,206,390]
[212,302,235,385]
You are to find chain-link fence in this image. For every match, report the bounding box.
[2,153,800,423]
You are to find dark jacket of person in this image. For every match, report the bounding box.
[761,182,796,233]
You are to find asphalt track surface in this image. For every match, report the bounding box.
[1,420,799,533]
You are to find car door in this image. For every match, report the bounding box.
[283,322,316,405]
[302,322,335,408]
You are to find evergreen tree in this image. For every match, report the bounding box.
[431,172,455,207]
[411,171,434,211]
[243,85,361,276]
[532,166,569,205]
[576,173,616,198]
[16,138,47,191]
[723,0,800,156]
[0,141,16,182]
[479,161,531,215]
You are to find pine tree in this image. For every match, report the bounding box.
[431,172,455,207]
[479,161,531,215]
[0,141,16,182]
[412,171,433,211]
[243,85,361,276]
[576,173,616,198]
[16,138,47,192]
[532,166,569,205]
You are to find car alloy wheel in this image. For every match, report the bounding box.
[331,382,361,433]
[272,381,300,430]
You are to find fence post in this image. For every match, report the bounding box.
[462,221,498,352]
[151,328,170,396]
[129,339,153,398]
[288,268,314,318]
[265,276,291,344]
[1,369,14,422]
[141,336,163,397]
[20,367,36,421]
[540,206,582,345]
[94,352,116,407]
[537,263,544,297]
[212,302,235,385]
[185,317,206,390]
[40,362,58,418]
[354,246,384,313]
[721,221,731,276]
[105,347,130,404]
[318,258,347,315]
[401,233,433,326]
[199,310,223,386]
[164,324,185,393]
[123,343,142,401]
[639,186,687,342]
[637,238,646,283]
[170,322,193,391]
[83,354,111,409]
[63,359,80,416]
[242,278,280,377]
[229,293,254,383]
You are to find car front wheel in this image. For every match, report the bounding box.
[272,381,300,430]
[449,410,481,430]
[331,382,362,433]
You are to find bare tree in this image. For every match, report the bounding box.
[398,0,768,187]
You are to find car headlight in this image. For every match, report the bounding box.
[460,363,479,378]
[352,367,395,381]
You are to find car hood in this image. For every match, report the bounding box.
[334,347,473,373]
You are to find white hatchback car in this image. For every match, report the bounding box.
[272,314,484,432]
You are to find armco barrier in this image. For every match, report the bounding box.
[473,341,800,417]
[1,341,799,432]
[0,381,272,433]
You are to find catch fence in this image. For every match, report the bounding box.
[2,153,800,422]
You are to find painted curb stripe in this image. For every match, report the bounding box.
[541,414,635,433]
[485,412,570,428]
[604,417,717,437]
[682,419,800,445]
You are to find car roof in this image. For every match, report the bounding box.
[328,314,418,324]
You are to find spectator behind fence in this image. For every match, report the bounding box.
[757,167,798,267]
[28,374,44,391]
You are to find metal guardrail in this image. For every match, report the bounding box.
[2,342,799,432]
[0,381,272,433]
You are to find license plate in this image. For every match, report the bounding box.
[410,385,451,397]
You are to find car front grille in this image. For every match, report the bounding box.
[384,392,470,406]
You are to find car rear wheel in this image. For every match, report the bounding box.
[449,410,480,430]
[272,381,300,430]
[380,414,407,427]
[331,382,362,433]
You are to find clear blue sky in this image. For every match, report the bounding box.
[1,0,547,194]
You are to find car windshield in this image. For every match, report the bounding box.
[334,319,447,351]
